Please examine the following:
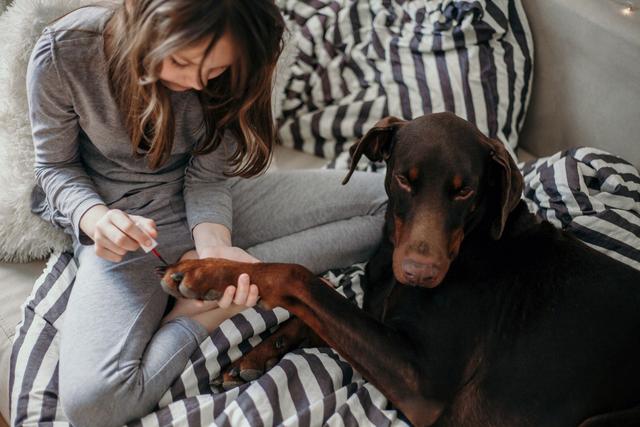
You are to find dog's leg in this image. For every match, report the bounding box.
[214,317,325,390]
[578,406,640,427]
[362,237,396,320]
[161,259,445,427]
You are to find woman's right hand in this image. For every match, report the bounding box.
[80,205,158,262]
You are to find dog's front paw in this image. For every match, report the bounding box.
[157,258,248,300]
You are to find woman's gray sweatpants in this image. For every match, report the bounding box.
[58,170,387,426]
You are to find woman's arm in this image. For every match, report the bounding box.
[184,130,261,263]
[28,31,105,244]
[29,31,156,260]
[192,222,259,263]
[183,131,236,242]
[193,222,231,249]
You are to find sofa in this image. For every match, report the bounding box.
[1,0,638,425]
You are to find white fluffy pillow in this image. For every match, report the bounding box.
[0,0,89,262]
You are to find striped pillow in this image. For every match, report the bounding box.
[274,0,533,165]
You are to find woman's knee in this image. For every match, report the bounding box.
[364,177,388,217]
[59,364,145,427]
[60,373,119,427]
[345,171,388,214]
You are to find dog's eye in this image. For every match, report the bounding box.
[454,186,474,200]
[395,174,412,192]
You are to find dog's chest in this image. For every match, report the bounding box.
[383,284,489,390]
[382,281,543,426]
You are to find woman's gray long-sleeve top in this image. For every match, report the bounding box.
[27,6,234,245]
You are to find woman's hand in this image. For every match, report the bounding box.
[80,205,157,262]
[162,274,259,325]
[162,248,260,332]
[197,245,260,264]
[215,272,260,308]
[196,245,260,308]
[192,222,258,263]
[190,223,260,314]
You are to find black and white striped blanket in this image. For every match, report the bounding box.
[10,148,640,426]
[275,0,533,166]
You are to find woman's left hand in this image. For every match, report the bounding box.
[162,272,259,331]
[216,272,260,309]
[196,245,260,308]
[161,246,260,329]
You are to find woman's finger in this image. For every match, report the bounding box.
[108,210,151,249]
[94,229,127,256]
[94,244,124,263]
[217,285,236,308]
[233,274,250,305]
[101,220,139,252]
[130,215,158,239]
[246,284,259,307]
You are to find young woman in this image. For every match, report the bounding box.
[27,0,386,424]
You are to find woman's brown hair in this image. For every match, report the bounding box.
[104,0,285,176]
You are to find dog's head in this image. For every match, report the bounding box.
[343,112,523,288]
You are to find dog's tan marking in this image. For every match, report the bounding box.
[393,216,404,247]
[408,167,419,182]
[448,227,464,259]
[453,174,463,190]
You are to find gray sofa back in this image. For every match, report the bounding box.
[520,0,640,167]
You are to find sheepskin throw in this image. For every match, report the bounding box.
[0,0,89,262]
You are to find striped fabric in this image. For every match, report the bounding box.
[10,148,640,426]
[10,257,409,426]
[521,147,640,271]
[274,0,533,167]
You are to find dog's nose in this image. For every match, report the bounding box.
[171,272,184,283]
[402,259,439,285]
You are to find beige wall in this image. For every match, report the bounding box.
[520,0,640,168]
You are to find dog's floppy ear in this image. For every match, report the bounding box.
[342,116,407,185]
[480,137,524,239]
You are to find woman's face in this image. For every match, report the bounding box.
[158,32,236,92]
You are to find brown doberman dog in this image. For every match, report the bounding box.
[159,113,640,427]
